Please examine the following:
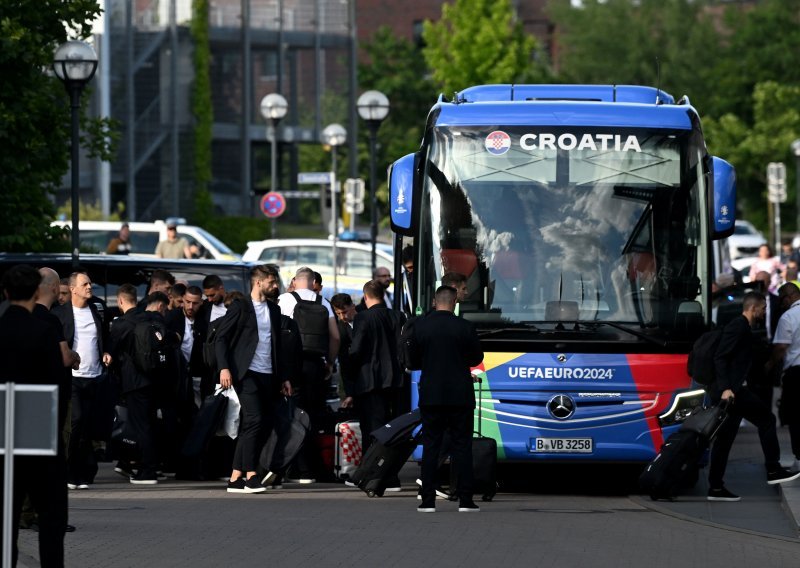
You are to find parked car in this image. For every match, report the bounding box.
[728,220,767,260]
[0,254,257,313]
[50,219,240,260]
[242,238,394,300]
[731,256,759,284]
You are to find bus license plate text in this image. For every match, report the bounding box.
[532,438,593,453]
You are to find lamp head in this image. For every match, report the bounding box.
[53,40,98,85]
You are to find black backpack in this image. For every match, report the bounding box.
[398,315,422,371]
[290,291,329,357]
[133,318,172,374]
[687,328,723,386]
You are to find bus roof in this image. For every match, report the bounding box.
[433,84,696,130]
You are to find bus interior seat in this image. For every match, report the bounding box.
[441,248,478,278]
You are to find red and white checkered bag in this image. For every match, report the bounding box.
[334,421,362,480]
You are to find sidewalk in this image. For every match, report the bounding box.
[639,421,800,539]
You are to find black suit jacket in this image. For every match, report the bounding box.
[165,307,207,376]
[414,310,483,408]
[348,304,405,396]
[52,300,106,363]
[214,298,285,383]
[0,305,62,386]
[712,314,754,395]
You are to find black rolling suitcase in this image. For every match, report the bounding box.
[639,402,728,500]
[450,381,498,501]
[352,409,421,497]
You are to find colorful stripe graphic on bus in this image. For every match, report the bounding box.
[411,352,691,462]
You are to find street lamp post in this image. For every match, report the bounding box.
[357,90,390,271]
[792,139,800,234]
[53,40,98,269]
[321,124,347,294]
[260,93,289,238]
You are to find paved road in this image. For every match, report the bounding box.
[17,427,800,568]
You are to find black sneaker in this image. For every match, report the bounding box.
[226,478,246,493]
[114,461,135,478]
[417,499,436,513]
[707,487,741,501]
[261,470,278,486]
[244,476,266,493]
[458,500,481,513]
[129,472,158,485]
[766,467,800,485]
[415,478,450,500]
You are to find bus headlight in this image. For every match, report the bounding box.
[658,389,705,428]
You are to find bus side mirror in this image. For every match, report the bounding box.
[711,156,736,240]
[389,153,417,236]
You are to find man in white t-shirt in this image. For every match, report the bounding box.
[770,282,800,472]
[277,267,340,483]
[53,272,111,490]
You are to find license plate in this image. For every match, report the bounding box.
[532,438,593,453]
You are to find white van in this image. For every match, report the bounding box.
[50,219,240,260]
[242,238,394,299]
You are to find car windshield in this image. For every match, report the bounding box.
[416,125,710,334]
[733,224,756,236]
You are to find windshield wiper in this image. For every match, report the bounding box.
[478,324,540,338]
[591,321,667,347]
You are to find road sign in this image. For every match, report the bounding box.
[767,162,787,204]
[298,172,333,185]
[344,201,365,214]
[282,190,320,199]
[260,191,286,218]
[345,178,365,202]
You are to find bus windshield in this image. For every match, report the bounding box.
[418,125,710,334]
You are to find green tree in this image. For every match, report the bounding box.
[190,0,214,226]
[359,27,436,228]
[710,0,800,120]
[546,0,722,114]
[0,0,105,252]
[704,82,800,231]
[422,0,547,96]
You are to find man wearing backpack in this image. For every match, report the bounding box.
[707,291,800,502]
[109,291,174,485]
[277,266,340,483]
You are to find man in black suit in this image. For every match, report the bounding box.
[330,293,357,403]
[215,265,293,494]
[414,285,483,513]
[345,281,406,451]
[108,290,173,485]
[0,265,67,566]
[708,291,800,502]
[52,271,111,489]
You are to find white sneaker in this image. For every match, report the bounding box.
[286,478,316,484]
[384,485,402,492]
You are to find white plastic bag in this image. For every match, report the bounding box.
[215,384,241,439]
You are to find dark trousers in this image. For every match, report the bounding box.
[356,387,403,453]
[232,370,280,473]
[0,455,67,568]
[289,358,327,478]
[420,406,473,503]
[782,367,800,459]
[67,376,99,484]
[708,387,781,488]
[126,386,158,476]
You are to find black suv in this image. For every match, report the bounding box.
[0,254,262,314]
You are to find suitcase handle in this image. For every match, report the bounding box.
[476,376,483,437]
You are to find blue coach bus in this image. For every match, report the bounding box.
[389,84,736,463]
